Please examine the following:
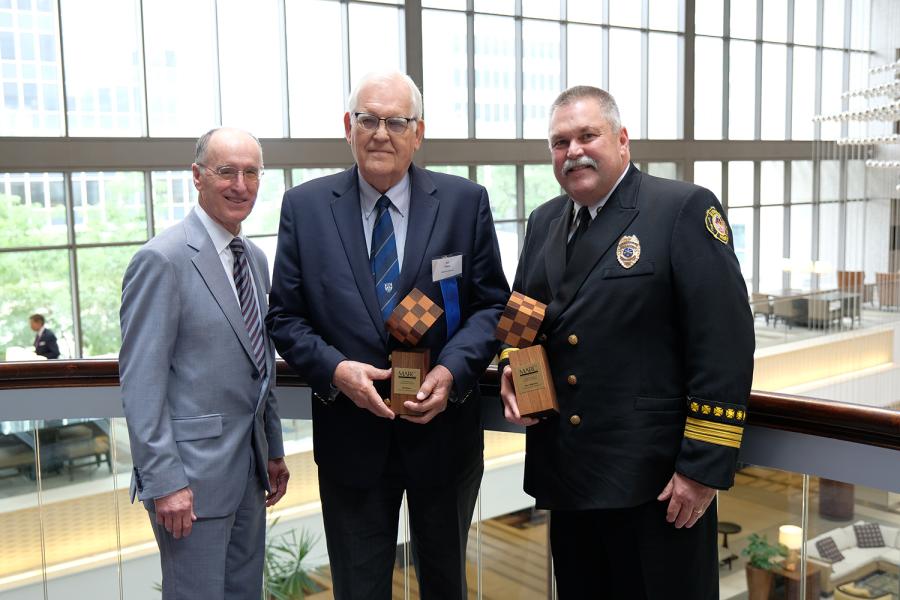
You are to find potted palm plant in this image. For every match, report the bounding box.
[265,520,329,600]
[741,533,787,600]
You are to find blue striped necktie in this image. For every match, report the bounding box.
[370,195,400,321]
[229,238,267,375]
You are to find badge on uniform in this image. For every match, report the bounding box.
[616,235,641,269]
[705,207,729,244]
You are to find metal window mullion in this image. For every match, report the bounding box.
[813,0,823,141]
[722,160,729,210]
[54,0,70,136]
[559,20,567,90]
[837,153,847,271]
[278,0,290,138]
[754,0,762,140]
[340,1,351,107]
[783,160,792,289]
[466,0,475,139]
[211,0,223,125]
[785,0,794,139]
[516,164,525,251]
[601,0,609,89]
[514,0,523,140]
[641,0,649,137]
[143,171,153,239]
[753,161,761,292]
[404,0,423,90]
[136,0,150,137]
[722,0,730,140]
[683,0,695,141]
[64,171,82,358]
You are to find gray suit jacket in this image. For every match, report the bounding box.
[119,208,284,518]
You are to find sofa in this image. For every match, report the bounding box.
[806,521,900,595]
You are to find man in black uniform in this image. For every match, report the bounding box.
[499,86,754,599]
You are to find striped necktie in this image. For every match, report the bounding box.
[229,237,267,375]
[370,195,400,321]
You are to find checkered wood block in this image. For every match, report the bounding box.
[494,292,547,348]
[386,288,444,345]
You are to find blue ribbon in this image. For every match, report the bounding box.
[439,277,461,339]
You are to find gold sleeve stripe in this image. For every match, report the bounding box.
[684,423,743,443]
[684,429,742,449]
[499,347,520,361]
[686,417,744,435]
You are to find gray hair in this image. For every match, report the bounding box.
[347,71,424,120]
[194,127,264,166]
[550,86,622,133]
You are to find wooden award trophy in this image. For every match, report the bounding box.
[494,292,558,417]
[385,288,444,416]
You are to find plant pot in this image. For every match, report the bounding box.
[745,564,775,600]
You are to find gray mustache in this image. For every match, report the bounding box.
[562,156,598,175]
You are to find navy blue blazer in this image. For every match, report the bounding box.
[267,165,509,487]
[35,328,60,359]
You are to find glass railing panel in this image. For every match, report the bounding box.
[718,465,808,600]
[804,477,900,600]
[0,419,44,600]
[475,429,549,600]
[262,417,331,600]
[112,416,163,600]
[31,417,120,599]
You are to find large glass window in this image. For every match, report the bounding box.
[348,3,403,81]
[0,171,67,247]
[567,24,603,89]
[286,0,345,138]
[474,14,515,138]
[522,19,559,140]
[0,0,63,135]
[60,0,144,136]
[422,9,468,138]
[694,37,723,139]
[608,28,642,138]
[218,0,284,136]
[648,33,679,139]
[143,0,217,137]
[71,172,146,244]
[728,40,756,140]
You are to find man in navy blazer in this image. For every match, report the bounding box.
[30,314,60,359]
[267,71,509,599]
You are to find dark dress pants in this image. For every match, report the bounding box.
[319,446,483,600]
[550,498,719,600]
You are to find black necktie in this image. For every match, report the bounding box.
[566,206,592,264]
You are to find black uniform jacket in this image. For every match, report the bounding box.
[514,164,755,510]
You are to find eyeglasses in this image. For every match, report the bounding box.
[353,112,417,134]
[197,163,263,183]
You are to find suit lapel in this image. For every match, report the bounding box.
[545,165,641,328]
[395,165,438,301]
[330,168,387,343]
[185,210,258,367]
[544,201,570,297]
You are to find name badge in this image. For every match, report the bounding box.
[432,254,463,282]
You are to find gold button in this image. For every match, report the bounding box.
[567,374,577,386]
[568,334,578,346]
[569,414,581,426]
[538,333,548,343]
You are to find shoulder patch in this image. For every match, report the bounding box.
[704,207,729,244]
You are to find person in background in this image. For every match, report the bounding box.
[30,313,60,359]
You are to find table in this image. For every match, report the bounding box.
[718,521,741,569]
[773,562,821,600]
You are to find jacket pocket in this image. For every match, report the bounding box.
[601,261,655,279]
[171,414,223,441]
[634,396,684,411]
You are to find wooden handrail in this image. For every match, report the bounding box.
[1,360,898,450]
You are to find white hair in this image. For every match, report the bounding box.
[346,71,424,120]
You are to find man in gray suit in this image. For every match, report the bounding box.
[120,127,290,599]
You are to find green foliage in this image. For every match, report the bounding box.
[264,519,322,600]
[741,533,787,570]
